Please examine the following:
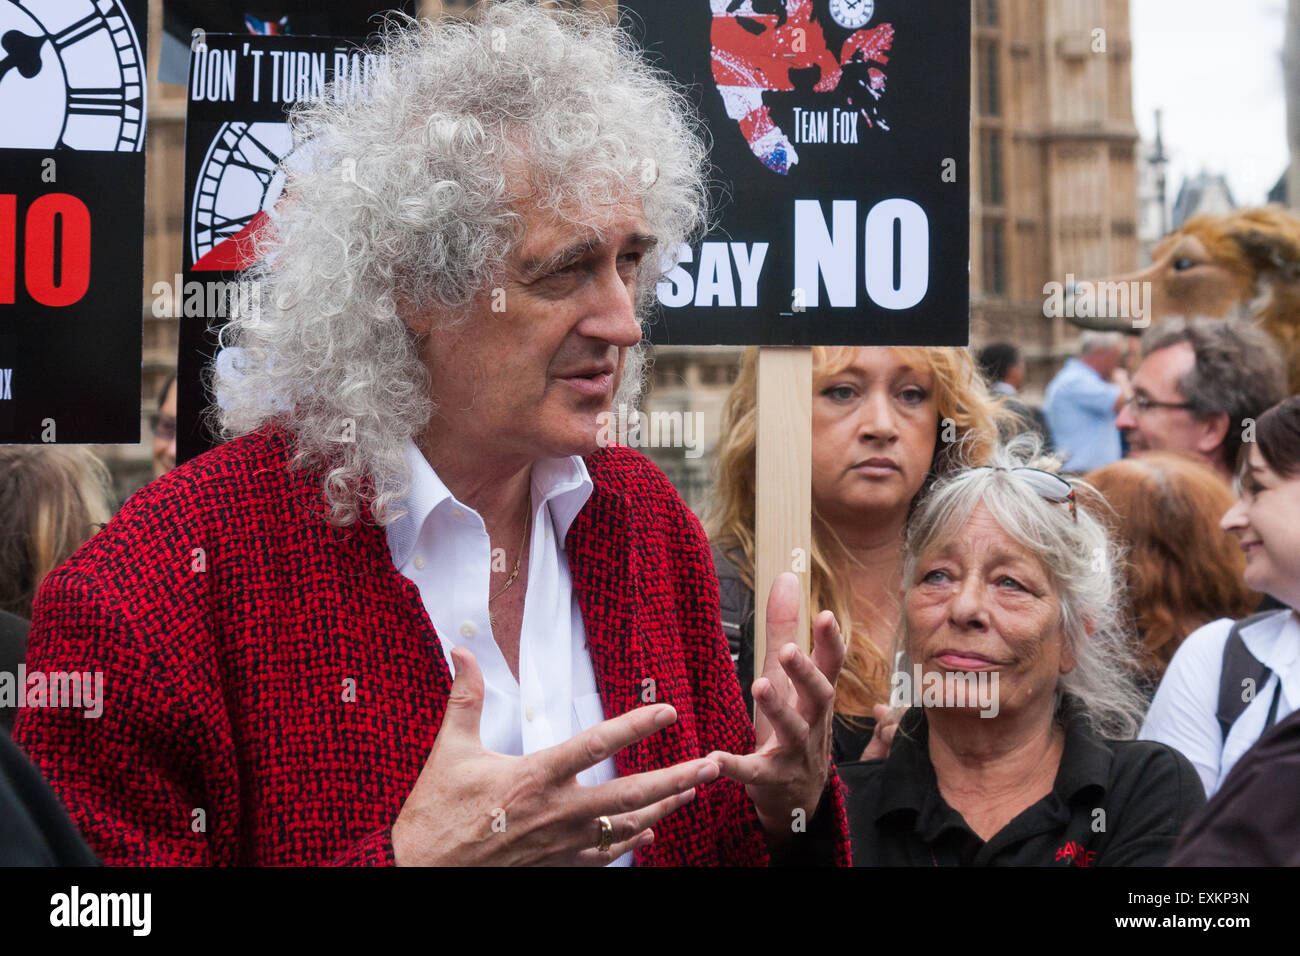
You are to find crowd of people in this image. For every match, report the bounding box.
[3,2,1299,866]
[709,336,1300,865]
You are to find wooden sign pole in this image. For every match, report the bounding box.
[754,347,813,691]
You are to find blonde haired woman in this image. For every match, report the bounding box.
[709,346,1011,761]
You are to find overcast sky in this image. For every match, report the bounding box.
[1131,0,1289,207]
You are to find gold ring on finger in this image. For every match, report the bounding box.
[596,815,613,853]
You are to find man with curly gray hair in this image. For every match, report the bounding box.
[16,2,849,867]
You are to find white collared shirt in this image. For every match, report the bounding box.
[1140,608,1300,797]
[386,441,629,864]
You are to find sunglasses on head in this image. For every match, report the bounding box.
[970,466,1076,521]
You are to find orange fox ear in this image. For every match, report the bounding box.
[1235,229,1300,282]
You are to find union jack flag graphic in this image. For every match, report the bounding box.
[710,0,893,175]
[1055,840,1096,867]
[244,14,289,35]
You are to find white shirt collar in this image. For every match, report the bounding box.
[1240,608,1300,675]
[385,440,593,569]
[528,454,594,547]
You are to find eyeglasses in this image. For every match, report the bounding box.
[1121,395,1194,415]
[971,466,1076,521]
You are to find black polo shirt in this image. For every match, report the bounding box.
[838,703,1205,866]
[0,730,98,865]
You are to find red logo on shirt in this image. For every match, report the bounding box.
[1054,840,1095,867]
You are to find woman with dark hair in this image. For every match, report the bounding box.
[0,446,113,731]
[975,342,1052,451]
[1140,396,1300,797]
[0,447,113,621]
[1085,453,1258,695]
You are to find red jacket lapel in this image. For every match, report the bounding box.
[566,475,650,778]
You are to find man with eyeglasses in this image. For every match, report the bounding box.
[1115,318,1286,482]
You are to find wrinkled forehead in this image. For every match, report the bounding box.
[1134,339,1195,391]
[504,142,649,216]
[911,488,1056,574]
[506,183,651,260]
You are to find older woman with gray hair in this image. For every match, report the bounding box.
[841,437,1204,866]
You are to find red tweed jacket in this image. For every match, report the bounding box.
[15,425,849,866]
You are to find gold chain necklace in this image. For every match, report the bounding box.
[489,504,531,629]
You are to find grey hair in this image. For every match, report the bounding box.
[895,433,1147,740]
[1141,316,1287,469]
[1078,330,1125,355]
[211,2,710,526]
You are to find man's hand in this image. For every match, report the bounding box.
[392,647,719,866]
[707,572,846,841]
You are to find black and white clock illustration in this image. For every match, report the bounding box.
[0,0,145,151]
[828,0,874,30]
[190,121,294,269]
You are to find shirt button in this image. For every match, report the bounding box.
[413,556,426,570]
[460,620,476,639]
[525,705,535,721]
[451,508,465,521]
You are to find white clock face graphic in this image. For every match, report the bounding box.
[191,121,294,266]
[0,0,145,151]
[829,0,874,30]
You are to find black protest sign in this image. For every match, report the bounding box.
[624,0,971,346]
[176,32,380,464]
[0,0,147,443]
[158,0,415,84]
